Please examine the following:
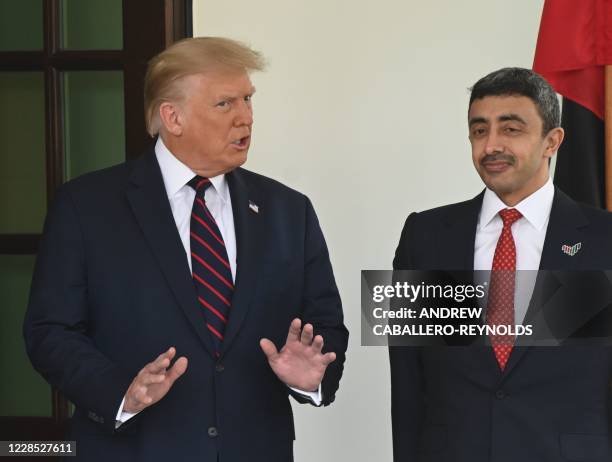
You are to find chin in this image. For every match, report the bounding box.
[482,177,511,195]
[227,155,248,171]
[236,153,248,167]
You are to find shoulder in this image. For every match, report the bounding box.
[58,161,132,198]
[50,153,157,220]
[573,201,612,243]
[554,188,612,232]
[400,194,483,230]
[393,194,482,269]
[230,167,314,214]
[576,202,612,226]
[232,167,305,200]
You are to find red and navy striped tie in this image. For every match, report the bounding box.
[188,176,233,357]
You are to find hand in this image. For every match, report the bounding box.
[123,347,188,413]
[260,318,336,391]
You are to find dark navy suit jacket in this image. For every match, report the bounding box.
[390,188,612,462]
[24,149,348,461]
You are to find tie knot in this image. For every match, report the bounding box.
[499,208,522,227]
[188,175,212,194]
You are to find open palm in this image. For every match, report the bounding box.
[260,319,336,391]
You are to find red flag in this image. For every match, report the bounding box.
[533,0,612,120]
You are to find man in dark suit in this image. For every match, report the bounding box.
[24,37,348,461]
[390,68,612,461]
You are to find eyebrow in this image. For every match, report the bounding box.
[468,113,527,127]
[468,116,487,127]
[498,113,527,125]
[218,87,257,101]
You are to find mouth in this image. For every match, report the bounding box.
[481,153,515,174]
[231,136,250,150]
[482,160,513,173]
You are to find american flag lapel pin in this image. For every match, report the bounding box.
[561,242,582,256]
[249,200,259,214]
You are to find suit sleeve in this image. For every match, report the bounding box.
[294,196,349,406]
[23,186,133,434]
[389,212,425,460]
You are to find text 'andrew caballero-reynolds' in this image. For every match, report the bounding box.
[368,281,533,338]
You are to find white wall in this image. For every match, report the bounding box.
[193,2,545,460]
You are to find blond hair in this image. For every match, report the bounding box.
[144,37,266,136]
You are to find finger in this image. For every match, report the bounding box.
[300,323,314,345]
[312,335,324,353]
[166,357,188,384]
[147,359,169,375]
[321,351,336,366]
[285,318,302,344]
[146,348,173,374]
[155,346,175,363]
[140,372,166,386]
[260,338,279,360]
[148,347,175,374]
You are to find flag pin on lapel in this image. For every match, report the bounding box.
[249,200,259,214]
[561,242,582,256]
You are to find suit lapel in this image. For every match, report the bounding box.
[503,188,589,376]
[126,150,216,357]
[221,169,265,355]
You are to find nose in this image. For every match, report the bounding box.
[234,100,253,127]
[484,131,504,155]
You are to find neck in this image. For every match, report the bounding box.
[497,175,549,207]
[160,133,228,178]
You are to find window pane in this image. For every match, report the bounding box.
[0,255,51,417]
[0,73,47,233]
[63,71,126,180]
[0,0,43,51]
[61,0,123,50]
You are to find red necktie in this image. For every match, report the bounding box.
[486,208,522,370]
[188,176,234,357]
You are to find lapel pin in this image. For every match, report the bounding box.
[561,242,582,256]
[248,200,259,214]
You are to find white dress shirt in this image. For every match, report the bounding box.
[474,176,554,325]
[116,138,320,426]
[155,137,237,279]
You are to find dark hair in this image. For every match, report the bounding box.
[469,67,560,136]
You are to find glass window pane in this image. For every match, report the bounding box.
[0,73,47,233]
[0,255,52,417]
[61,0,123,50]
[0,0,43,51]
[63,71,125,180]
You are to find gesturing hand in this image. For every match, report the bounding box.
[260,319,336,392]
[123,347,188,413]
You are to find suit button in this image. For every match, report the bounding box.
[495,390,506,399]
[215,364,224,372]
[208,427,218,437]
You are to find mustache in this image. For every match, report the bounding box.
[481,153,515,166]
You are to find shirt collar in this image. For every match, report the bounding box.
[479,176,554,231]
[154,137,229,204]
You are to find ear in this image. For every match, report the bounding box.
[159,102,183,136]
[543,127,564,159]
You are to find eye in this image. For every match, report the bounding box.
[216,100,229,108]
[244,95,252,103]
[504,126,520,134]
[471,127,486,137]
